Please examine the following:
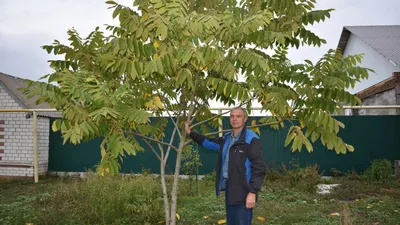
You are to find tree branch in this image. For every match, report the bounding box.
[142,138,161,161]
[127,131,179,152]
[190,100,251,129]
[164,106,182,137]
[187,78,197,123]
[190,93,212,123]
[164,126,177,164]
[157,90,182,137]
[203,121,281,136]
[185,121,282,145]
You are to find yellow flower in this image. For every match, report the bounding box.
[217,219,226,224]
[257,216,265,221]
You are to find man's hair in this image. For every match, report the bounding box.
[231,107,248,118]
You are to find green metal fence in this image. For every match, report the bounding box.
[48,115,400,175]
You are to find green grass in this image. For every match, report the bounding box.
[0,172,399,225]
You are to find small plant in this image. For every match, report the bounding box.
[181,144,202,195]
[202,170,216,182]
[141,165,152,176]
[363,159,393,182]
[181,144,202,176]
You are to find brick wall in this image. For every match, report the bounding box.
[0,84,50,177]
[38,117,49,175]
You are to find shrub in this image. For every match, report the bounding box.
[363,159,393,182]
[263,160,322,193]
[202,170,216,182]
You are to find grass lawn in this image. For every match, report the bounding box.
[0,171,399,225]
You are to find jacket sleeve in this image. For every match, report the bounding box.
[189,131,221,151]
[247,138,266,194]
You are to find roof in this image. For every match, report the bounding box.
[337,25,400,67]
[356,72,400,100]
[0,72,61,117]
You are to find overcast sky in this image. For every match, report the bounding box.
[0,0,399,82]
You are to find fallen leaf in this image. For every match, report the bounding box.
[203,216,209,219]
[257,216,265,221]
[218,219,226,224]
[330,212,340,216]
[394,210,399,213]
[176,213,180,220]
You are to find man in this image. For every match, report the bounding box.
[184,107,266,225]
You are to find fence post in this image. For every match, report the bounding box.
[33,111,39,183]
[395,160,400,180]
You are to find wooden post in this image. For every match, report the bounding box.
[33,111,38,183]
[395,160,400,180]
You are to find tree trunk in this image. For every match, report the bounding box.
[169,137,184,225]
[160,159,170,225]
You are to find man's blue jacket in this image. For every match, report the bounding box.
[190,128,266,204]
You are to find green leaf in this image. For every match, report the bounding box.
[106,1,117,5]
[129,61,138,80]
[346,144,354,152]
[112,5,122,19]
[284,132,296,147]
[119,37,127,50]
[52,119,61,132]
[311,131,320,143]
[176,68,191,87]
[159,25,168,40]
[304,138,313,152]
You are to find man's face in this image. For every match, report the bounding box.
[230,108,248,129]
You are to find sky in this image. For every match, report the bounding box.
[0,0,399,84]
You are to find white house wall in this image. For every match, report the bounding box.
[0,84,49,177]
[344,33,398,94]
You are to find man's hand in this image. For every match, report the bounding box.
[246,192,256,209]
[184,121,191,135]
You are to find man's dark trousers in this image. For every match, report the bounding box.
[225,183,253,225]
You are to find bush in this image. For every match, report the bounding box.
[264,161,322,193]
[284,164,322,193]
[330,168,361,180]
[363,159,393,182]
